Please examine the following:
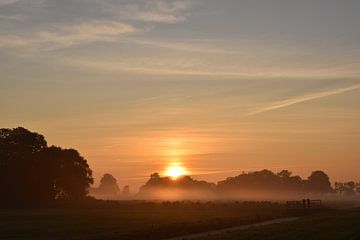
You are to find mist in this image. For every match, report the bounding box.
[89,169,360,202]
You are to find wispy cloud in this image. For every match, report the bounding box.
[0,0,196,52]
[153,0,193,13]
[52,54,360,80]
[128,38,239,54]
[108,0,195,24]
[37,21,136,49]
[0,21,136,51]
[244,84,360,116]
[0,0,19,6]
[134,12,185,23]
[0,13,24,21]
[0,35,28,48]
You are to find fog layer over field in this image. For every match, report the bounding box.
[90,170,360,201]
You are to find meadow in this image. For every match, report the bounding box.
[195,207,360,240]
[0,200,302,240]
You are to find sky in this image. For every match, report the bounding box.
[1,0,360,189]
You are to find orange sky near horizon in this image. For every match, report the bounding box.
[14,81,359,190]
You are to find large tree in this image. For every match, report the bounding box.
[0,127,93,205]
[306,170,332,194]
[97,173,120,195]
[36,146,93,201]
[0,127,47,204]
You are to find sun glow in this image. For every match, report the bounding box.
[165,164,188,179]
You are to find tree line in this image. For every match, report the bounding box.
[140,170,360,197]
[1,127,359,206]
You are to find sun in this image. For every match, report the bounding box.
[165,165,188,180]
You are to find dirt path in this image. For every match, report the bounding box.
[166,217,300,240]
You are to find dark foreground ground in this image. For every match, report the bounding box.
[195,207,360,240]
[0,201,296,240]
[0,201,358,240]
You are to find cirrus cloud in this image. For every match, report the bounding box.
[0,21,136,52]
[0,0,196,52]
[0,0,19,5]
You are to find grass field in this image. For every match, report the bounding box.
[194,208,360,240]
[0,201,290,240]
[1,201,355,240]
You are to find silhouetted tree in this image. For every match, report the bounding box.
[356,182,360,195]
[150,173,161,179]
[97,173,120,195]
[286,175,305,192]
[139,173,215,195]
[0,127,93,205]
[217,169,282,193]
[277,170,292,178]
[0,127,47,204]
[122,185,130,196]
[306,171,332,194]
[175,176,216,190]
[335,181,356,195]
[217,169,332,195]
[141,173,172,191]
[37,146,93,201]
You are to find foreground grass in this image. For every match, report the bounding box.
[195,208,360,240]
[0,201,289,240]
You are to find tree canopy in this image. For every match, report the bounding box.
[97,173,121,195]
[0,127,93,205]
[139,173,216,199]
[217,169,332,195]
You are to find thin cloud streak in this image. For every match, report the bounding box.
[0,0,195,52]
[128,38,240,55]
[244,84,360,116]
[0,21,137,52]
[134,12,186,23]
[0,0,19,5]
